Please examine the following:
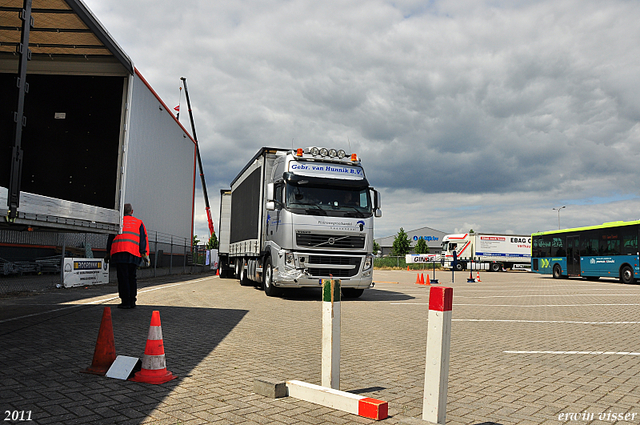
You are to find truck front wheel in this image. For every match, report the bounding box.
[263,257,280,297]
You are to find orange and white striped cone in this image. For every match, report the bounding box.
[130,310,177,384]
[476,271,481,282]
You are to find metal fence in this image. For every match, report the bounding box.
[0,228,211,295]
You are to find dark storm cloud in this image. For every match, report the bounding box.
[84,0,640,238]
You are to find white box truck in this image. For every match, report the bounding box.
[218,147,382,298]
[440,233,531,272]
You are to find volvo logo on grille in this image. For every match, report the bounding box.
[328,238,335,245]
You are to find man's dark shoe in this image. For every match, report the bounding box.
[117,303,132,309]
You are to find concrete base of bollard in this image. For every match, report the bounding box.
[253,378,287,399]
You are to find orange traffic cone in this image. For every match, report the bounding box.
[476,271,481,282]
[81,307,116,375]
[407,266,410,271]
[130,311,177,384]
[415,273,421,284]
[420,273,425,285]
[425,274,431,285]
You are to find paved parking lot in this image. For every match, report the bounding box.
[2,269,640,424]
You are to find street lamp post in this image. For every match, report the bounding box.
[552,206,566,229]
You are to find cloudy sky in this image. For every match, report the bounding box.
[83,0,640,240]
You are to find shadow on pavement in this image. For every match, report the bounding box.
[0,301,248,424]
[271,287,417,302]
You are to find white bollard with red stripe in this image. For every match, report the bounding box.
[422,286,453,424]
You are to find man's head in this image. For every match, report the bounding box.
[124,203,133,215]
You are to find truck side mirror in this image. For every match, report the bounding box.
[372,189,382,217]
[266,183,275,211]
[266,183,274,201]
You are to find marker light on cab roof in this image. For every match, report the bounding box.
[296,148,303,157]
[351,153,358,161]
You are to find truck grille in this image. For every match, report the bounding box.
[296,233,365,249]
[306,256,361,278]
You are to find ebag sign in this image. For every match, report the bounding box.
[63,258,110,288]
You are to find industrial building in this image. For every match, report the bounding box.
[375,226,448,257]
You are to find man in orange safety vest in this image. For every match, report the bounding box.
[106,203,150,309]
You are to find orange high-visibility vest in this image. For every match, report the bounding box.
[110,215,149,257]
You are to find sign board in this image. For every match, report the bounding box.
[106,355,140,380]
[289,162,365,180]
[63,258,109,288]
[406,254,440,263]
[207,249,219,270]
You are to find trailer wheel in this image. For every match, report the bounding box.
[263,257,280,297]
[490,262,501,272]
[621,265,636,284]
[234,259,241,279]
[239,260,252,286]
[454,262,464,271]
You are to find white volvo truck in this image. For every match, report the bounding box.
[218,147,382,297]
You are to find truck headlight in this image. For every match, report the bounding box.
[285,252,295,268]
[364,254,373,271]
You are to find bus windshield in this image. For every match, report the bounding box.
[285,183,372,218]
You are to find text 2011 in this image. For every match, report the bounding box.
[4,411,32,422]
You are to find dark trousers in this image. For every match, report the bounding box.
[116,263,138,306]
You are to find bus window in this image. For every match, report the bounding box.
[600,231,620,256]
[552,237,565,257]
[533,237,551,257]
[622,228,638,255]
[580,230,598,256]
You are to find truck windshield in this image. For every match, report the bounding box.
[285,184,372,218]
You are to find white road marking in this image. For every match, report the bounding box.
[453,319,640,325]
[504,350,640,356]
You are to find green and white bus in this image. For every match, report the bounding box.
[531,220,640,283]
